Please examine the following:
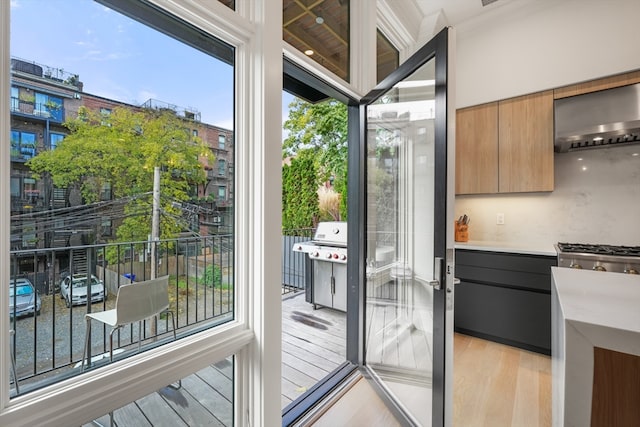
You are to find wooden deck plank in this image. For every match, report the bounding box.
[113,402,152,426]
[135,392,189,427]
[282,351,330,381]
[282,376,309,403]
[213,358,233,380]
[282,333,344,364]
[282,339,342,372]
[194,365,233,402]
[181,372,232,427]
[158,383,226,427]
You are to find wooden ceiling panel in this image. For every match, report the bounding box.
[283,0,349,80]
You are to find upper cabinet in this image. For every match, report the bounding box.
[456,91,554,195]
[554,70,640,99]
[455,102,499,194]
[498,90,554,193]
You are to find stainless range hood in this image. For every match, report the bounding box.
[554,82,640,152]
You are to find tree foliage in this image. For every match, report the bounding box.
[282,98,348,222]
[282,154,320,230]
[28,106,213,242]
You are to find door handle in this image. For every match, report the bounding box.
[429,257,444,290]
[454,278,460,285]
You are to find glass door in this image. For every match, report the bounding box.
[361,27,454,426]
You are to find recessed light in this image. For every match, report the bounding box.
[577,157,583,161]
[632,153,639,157]
[581,166,588,171]
[315,16,324,24]
[304,49,314,56]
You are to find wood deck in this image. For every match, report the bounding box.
[85,291,347,426]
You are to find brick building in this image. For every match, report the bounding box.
[10,57,234,260]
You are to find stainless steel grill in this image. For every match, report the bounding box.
[292,222,347,311]
[556,242,640,274]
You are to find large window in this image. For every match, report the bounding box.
[2,0,283,425]
[7,0,236,400]
[50,132,64,150]
[10,130,36,161]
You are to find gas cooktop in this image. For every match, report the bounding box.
[556,243,640,257]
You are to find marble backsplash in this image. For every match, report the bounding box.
[454,144,640,247]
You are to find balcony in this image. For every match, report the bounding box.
[10,97,65,123]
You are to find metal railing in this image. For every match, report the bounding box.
[281,228,314,295]
[9,235,233,395]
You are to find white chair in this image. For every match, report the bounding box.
[10,329,19,395]
[81,276,177,369]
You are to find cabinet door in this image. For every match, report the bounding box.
[455,102,499,194]
[498,90,554,193]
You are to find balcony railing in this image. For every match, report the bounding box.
[8,230,313,396]
[10,97,65,122]
[9,235,234,396]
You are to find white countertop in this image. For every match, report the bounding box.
[553,267,640,335]
[455,240,557,257]
[551,267,640,427]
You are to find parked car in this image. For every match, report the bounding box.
[59,274,106,308]
[9,278,41,318]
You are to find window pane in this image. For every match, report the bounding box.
[377,30,399,83]
[283,0,350,80]
[9,0,235,396]
[91,356,234,426]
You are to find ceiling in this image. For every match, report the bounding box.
[414,0,515,27]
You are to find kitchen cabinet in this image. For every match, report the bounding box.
[498,90,554,192]
[455,102,499,194]
[554,69,640,99]
[454,249,557,355]
[455,90,554,194]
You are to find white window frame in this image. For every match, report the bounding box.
[0,1,282,426]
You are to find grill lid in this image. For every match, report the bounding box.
[312,221,348,247]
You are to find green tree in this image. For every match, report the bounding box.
[282,154,320,230]
[28,106,213,243]
[282,98,348,221]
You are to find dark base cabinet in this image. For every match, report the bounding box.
[454,249,557,355]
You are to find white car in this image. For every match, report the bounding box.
[60,275,106,308]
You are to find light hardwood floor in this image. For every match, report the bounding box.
[308,333,551,426]
[453,334,551,427]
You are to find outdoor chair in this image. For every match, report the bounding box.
[81,275,178,369]
[10,329,19,394]
[81,276,180,426]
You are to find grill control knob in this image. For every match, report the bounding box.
[569,262,582,269]
[312,251,319,258]
[326,253,332,259]
[624,268,639,275]
[593,265,606,272]
[340,254,347,261]
[333,253,339,259]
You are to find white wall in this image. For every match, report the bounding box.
[455,0,640,108]
[454,144,640,247]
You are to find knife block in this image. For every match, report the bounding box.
[455,221,469,242]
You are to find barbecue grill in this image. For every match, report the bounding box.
[292,221,347,311]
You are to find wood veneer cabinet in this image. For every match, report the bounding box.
[455,91,554,194]
[498,90,554,193]
[455,102,499,194]
[554,69,640,99]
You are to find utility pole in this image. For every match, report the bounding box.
[150,166,160,336]
[151,166,160,280]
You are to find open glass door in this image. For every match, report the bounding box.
[361,27,454,426]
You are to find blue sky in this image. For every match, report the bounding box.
[10,0,294,132]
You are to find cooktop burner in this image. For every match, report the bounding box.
[557,243,640,257]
